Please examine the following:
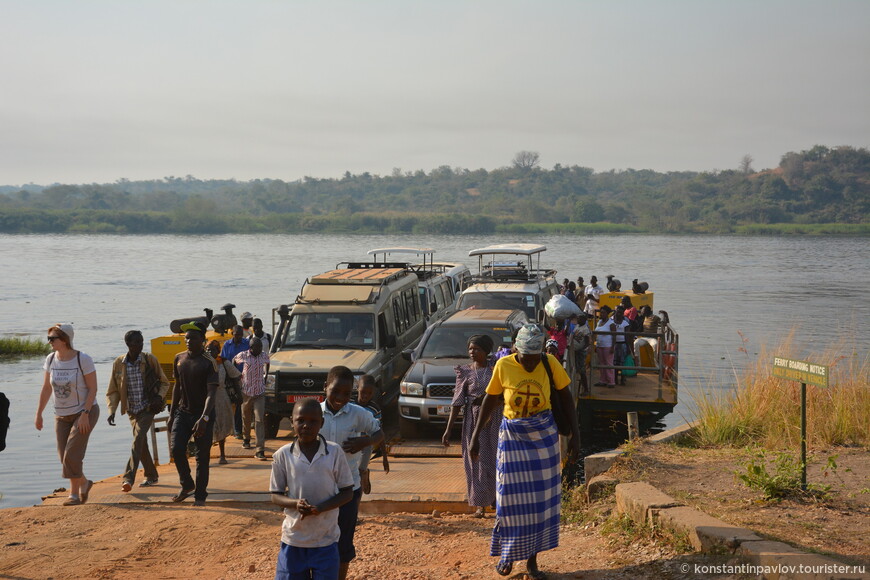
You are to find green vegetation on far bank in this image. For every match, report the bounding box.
[0,208,866,236]
[1,144,867,234]
[0,337,50,359]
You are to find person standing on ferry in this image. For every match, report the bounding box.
[584,276,603,316]
[35,323,99,506]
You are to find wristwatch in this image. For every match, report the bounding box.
[201,415,210,422]
[81,408,90,415]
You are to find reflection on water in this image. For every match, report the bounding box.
[0,233,867,507]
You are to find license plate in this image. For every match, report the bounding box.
[287,394,324,403]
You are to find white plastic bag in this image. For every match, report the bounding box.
[545,294,581,320]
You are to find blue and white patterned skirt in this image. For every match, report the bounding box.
[490,410,561,563]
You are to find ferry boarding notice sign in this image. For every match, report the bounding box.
[772,357,829,388]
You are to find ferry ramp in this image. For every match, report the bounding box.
[39,431,470,515]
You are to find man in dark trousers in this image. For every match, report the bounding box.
[169,321,218,506]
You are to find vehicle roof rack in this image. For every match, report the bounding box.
[365,247,445,281]
[467,243,555,281]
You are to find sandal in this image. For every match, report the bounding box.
[219,457,228,465]
[81,480,94,504]
[473,506,485,518]
[63,496,81,506]
[172,488,195,503]
[495,561,513,576]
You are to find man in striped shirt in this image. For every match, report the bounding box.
[234,337,271,460]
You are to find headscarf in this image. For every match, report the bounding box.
[514,324,545,355]
[467,334,494,354]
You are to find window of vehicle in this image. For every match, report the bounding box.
[405,288,420,325]
[283,313,375,348]
[419,325,514,359]
[393,296,407,334]
[458,292,537,319]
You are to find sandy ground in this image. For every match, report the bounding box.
[0,500,738,580]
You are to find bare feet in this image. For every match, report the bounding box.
[527,554,546,579]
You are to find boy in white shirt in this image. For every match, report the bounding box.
[270,398,354,580]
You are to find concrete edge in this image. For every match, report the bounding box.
[614,482,860,579]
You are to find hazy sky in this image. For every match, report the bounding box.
[1,1,868,185]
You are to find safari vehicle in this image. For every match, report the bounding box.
[264,263,426,437]
[397,308,528,438]
[367,248,470,325]
[457,243,559,321]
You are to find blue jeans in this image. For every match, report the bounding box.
[275,542,339,580]
[170,409,214,501]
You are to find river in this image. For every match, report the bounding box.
[1,233,867,508]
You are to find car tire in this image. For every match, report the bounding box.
[399,417,422,440]
[265,413,282,439]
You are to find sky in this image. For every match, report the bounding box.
[1,0,868,185]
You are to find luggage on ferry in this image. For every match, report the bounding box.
[545,294,581,320]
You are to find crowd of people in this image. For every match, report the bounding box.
[33,282,665,578]
[551,276,669,390]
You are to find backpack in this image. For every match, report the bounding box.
[0,392,10,452]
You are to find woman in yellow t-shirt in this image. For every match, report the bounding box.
[469,324,580,580]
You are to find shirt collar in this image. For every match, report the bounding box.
[289,434,329,457]
[323,401,349,416]
[124,352,142,365]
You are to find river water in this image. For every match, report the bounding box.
[1,233,867,508]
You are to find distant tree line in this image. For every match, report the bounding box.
[0,145,867,234]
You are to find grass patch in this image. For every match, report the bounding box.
[600,512,694,554]
[690,332,870,448]
[733,223,870,235]
[0,336,50,359]
[496,222,643,234]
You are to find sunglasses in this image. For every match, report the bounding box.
[47,336,63,342]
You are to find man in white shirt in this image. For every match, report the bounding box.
[584,276,604,316]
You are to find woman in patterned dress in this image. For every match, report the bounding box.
[441,334,501,518]
[469,324,581,579]
[206,340,236,465]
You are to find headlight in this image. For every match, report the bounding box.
[400,381,424,396]
[265,374,276,395]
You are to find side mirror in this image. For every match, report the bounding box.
[384,335,397,349]
[430,302,438,313]
[401,348,414,362]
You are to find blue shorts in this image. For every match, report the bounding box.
[275,542,339,580]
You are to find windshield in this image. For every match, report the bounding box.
[458,292,536,319]
[420,325,515,359]
[282,313,376,349]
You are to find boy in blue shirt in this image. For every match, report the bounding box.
[353,375,390,494]
[270,398,353,580]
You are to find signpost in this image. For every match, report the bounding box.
[772,357,829,490]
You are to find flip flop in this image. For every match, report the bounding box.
[81,480,94,504]
[495,561,513,576]
[172,488,195,503]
